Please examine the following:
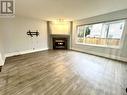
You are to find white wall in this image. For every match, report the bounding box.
[0,16,48,59]
[72,9,127,62]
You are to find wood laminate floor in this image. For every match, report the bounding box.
[0,50,127,95]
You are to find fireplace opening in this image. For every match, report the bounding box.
[53,38,67,49]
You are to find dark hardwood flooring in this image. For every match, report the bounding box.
[0,50,127,95]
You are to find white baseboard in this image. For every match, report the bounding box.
[2,57,5,66]
[72,48,127,62]
[0,55,5,66]
[5,48,49,57]
[0,58,4,66]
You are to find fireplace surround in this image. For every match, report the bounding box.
[53,38,67,49]
[48,34,70,50]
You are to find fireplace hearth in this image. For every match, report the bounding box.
[53,38,67,49]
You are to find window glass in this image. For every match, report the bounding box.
[76,20,125,47]
[108,22,125,39]
[90,24,102,38]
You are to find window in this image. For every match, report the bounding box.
[77,20,125,48]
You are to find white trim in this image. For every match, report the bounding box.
[72,48,127,62]
[0,60,4,66]
[0,54,5,66]
[5,48,49,57]
[2,57,5,66]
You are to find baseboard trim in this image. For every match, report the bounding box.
[0,54,5,66]
[5,48,49,58]
[71,48,127,62]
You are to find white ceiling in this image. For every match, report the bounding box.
[16,0,127,21]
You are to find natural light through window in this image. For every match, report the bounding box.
[77,20,125,48]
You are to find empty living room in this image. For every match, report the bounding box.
[0,0,127,95]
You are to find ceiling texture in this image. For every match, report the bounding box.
[16,0,127,21]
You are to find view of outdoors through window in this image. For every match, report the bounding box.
[77,20,125,47]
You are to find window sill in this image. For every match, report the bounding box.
[76,43,121,49]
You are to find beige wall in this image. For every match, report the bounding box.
[0,16,48,65]
[49,21,71,35]
[72,9,127,62]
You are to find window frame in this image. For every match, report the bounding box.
[76,19,126,49]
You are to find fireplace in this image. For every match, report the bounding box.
[53,38,67,49]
